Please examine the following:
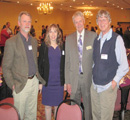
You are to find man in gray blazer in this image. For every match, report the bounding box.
[2,11,46,120]
[65,11,97,120]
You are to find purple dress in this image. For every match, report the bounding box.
[42,46,64,106]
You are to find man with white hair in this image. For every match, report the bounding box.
[65,11,97,120]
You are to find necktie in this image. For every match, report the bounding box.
[78,35,83,73]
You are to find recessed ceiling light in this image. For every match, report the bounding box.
[30,3,33,6]
[117,6,119,8]
[70,6,72,7]
[82,2,84,5]
[91,1,93,3]
[61,4,63,6]
[121,8,123,10]
[112,4,115,6]
[107,1,109,4]
[17,1,19,4]
[73,0,76,2]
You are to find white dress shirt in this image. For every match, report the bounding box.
[77,29,85,73]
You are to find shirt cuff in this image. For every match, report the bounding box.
[113,76,122,86]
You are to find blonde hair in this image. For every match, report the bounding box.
[44,24,63,49]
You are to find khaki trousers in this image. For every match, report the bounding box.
[13,76,39,120]
[91,84,117,120]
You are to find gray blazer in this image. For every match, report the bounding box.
[2,32,46,93]
[65,30,97,93]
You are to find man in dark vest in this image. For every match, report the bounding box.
[91,10,129,120]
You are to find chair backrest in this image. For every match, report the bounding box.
[126,89,130,110]
[114,88,121,111]
[0,103,20,120]
[0,97,14,104]
[55,99,83,120]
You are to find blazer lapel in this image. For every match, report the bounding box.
[73,32,79,60]
[16,33,27,59]
[30,37,37,64]
[82,31,86,61]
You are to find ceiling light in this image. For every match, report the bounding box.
[37,2,53,15]
[83,11,93,19]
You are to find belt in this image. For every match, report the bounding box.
[28,75,35,79]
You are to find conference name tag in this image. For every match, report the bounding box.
[86,46,92,50]
[101,54,108,60]
[28,45,32,50]
[62,50,65,55]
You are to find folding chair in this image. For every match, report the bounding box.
[0,102,20,120]
[55,99,83,120]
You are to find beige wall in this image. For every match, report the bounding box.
[0,3,130,38]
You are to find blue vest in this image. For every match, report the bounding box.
[93,32,119,85]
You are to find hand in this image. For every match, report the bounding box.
[39,84,43,94]
[67,84,71,95]
[12,85,15,90]
[112,80,117,89]
[64,84,67,91]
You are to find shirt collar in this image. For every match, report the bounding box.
[77,29,85,37]
[97,28,112,41]
[20,32,31,42]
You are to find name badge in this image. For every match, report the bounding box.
[28,45,32,50]
[101,54,108,60]
[86,46,92,50]
[62,50,65,55]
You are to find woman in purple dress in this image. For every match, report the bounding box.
[38,24,65,120]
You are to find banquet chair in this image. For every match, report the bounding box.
[0,97,20,120]
[0,102,20,120]
[0,97,14,104]
[55,99,83,120]
[114,88,124,120]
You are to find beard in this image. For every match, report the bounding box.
[21,27,31,33]
[24,28,30,33]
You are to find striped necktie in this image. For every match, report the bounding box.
[78,35,83,73]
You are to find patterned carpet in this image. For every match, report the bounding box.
[37,93,55,120]
[113,111,130,120]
